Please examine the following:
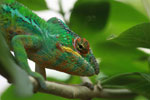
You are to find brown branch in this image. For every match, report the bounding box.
[30,77,137,99]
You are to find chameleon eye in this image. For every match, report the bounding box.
[74,37,90,55]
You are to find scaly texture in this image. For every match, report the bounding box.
[0,0,99,87]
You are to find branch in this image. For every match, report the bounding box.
[30,77,137,99]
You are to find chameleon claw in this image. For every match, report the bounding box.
[80,77,94,90]
[81,82,94,90]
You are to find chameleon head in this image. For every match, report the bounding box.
[47,17,99,76]
[60,37,99,76]
[73,37,99,75]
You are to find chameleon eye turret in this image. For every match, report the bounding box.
[74,37,90,55]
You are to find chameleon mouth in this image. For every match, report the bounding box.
[59,46,98,76]
[60,46,99,75]
[61,46,81,57]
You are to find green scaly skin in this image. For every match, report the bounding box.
[0,0,99,89]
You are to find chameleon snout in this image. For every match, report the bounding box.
[60,46,98,76]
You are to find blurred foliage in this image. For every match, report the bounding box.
[113,23,150,48]
[16,0,48,11]
[70,0,150,77]
[70,0,110,34]
[1,0,150,100]
[93,98,135,100]
[46,76,81,84]
[101,72,150,98]
[134,95,149,100]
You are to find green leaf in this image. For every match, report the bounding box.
[94,41,149,76]
[16,0,48,11]
[105,1,149,36]
[101,72,150,98]
[113,23,150,48]
[70,0,110,35]
[70,0,148,40]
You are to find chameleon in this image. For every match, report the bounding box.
[0,0,99,89]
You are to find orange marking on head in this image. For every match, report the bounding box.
[56,42,63,52]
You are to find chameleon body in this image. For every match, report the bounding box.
[0,0,99,88]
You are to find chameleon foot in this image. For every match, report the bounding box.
[81,82,94,90]
[80,77,94,90]
[29,72,47,90]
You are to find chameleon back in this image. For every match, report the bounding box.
[0,0,48,37]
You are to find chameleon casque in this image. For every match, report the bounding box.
[0,0,99,89]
